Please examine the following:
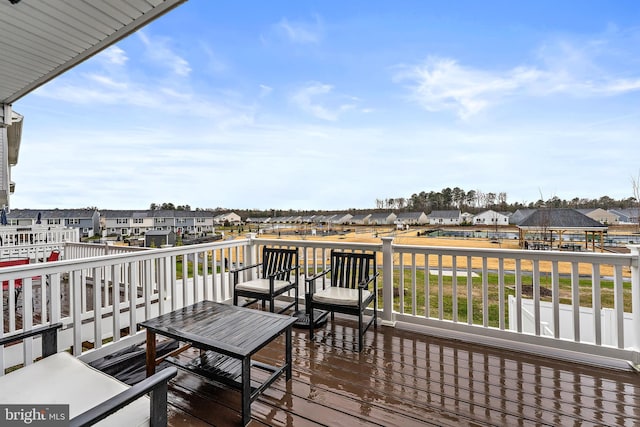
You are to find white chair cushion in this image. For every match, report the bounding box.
[312,287,372,307]
[0,352,150,426]
[235,278,291,293]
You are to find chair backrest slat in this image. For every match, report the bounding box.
[330,251,376,289]
[261,247,298,281]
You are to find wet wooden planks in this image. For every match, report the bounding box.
[164,316,640,426]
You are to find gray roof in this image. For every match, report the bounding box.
[396,212,426,220]
[518,209,607,229]
[368,212,395,220]
[7,208,96,219]
[509,209,537,225]
[428,210,461,218]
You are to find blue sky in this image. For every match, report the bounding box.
[10,0,640,210]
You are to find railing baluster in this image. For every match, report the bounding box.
[498,257,504,330]
[452,255,458,323]
[571,262,580,342]
[592,263,601,346]
[482,257,488,328]
[411,253,417,316]
[466,255,473,326]
[614,264,624,349]
[515,258,522,333]
[532,259,540,336]
[424,253,429,318]
[552,260,560,339]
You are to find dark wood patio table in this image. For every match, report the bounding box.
[140,300,296,426]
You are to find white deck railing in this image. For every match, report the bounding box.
[1,236,639,372]
[0,226,79,262]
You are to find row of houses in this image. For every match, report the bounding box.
[2,209,243,238]
[2,207,638,239]
[248,207,640,227]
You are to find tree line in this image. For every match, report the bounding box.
[377,187,639,213]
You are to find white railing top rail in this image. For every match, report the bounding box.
[391,243,636,266]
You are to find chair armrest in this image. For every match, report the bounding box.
[229,262,260,274]
[305,268,331,294]
[69,366,178,427]
[231,262,261,285]
[0,322,62,357]
[357,271,380,289]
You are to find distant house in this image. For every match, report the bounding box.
[350,214,371,225]
[7,208,100,237]
[332,213,353,224]
[213,212,242,224]
[395,212,428,225]
[609,208,640,224]
[427,210,461,225]
[576,208,618,225]
[101,210,154,237]
[473,210,510,226]
[145,229,176,247]
[368,212,397,225]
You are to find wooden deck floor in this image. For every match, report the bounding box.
[162,315,640,427]
[5,290,640,426]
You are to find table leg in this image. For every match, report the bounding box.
[146,329,157,377]
[285,325,292,381]
[241,357,251,426]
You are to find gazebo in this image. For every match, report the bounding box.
[517,208,608,252]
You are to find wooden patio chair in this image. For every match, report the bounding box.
[306,250,379,352]
[232,247,299,314]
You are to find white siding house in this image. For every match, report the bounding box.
[473,210,510,226]
[427,210,461,225]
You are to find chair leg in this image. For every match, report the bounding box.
[309,304,315,340]
[358,311,363,352]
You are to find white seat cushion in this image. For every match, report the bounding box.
[312,287,372,307]
[0,352,150,426]
[235,278,291,293]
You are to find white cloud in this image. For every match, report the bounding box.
[259,84,273,97]
[395,33,640,119]
[137,31,191,77]
[290,82,357,121]
[99,46,128,66]
[274,16,323,44]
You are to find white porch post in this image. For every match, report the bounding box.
[381,237,396,326]
[246,233,258,281]
[629,245,640,368]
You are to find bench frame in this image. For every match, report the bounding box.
[0,323,177,427]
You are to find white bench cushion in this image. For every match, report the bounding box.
[0,352,150,426]
[312,287,371,306]
[235,278,291,293]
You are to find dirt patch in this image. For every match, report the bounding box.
[520,285,553,297]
